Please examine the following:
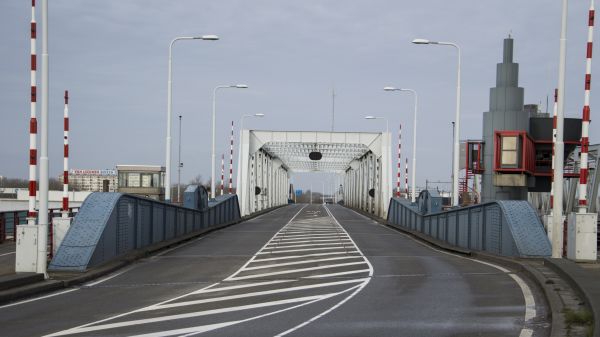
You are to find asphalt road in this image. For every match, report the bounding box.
[0,204,549,337]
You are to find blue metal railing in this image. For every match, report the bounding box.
[49,192,240,272]
[387,197,551,258]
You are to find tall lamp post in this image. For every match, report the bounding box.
[412,38,461,207]
[165,35,218,203]
[211,84,248,199]
[236,113,264,196]
[177,115,183,204]
[384,87,418,203]
[364,116,389,133]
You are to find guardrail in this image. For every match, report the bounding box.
[387,197,551,258]
[0,208,78,246]
[48,192,240,272]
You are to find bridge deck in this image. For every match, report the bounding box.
[0,205,548,336]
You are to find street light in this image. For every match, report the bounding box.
[236,113,265,196]
[211,84,249,199]
[384,87,418,203]
[412,38,461,207]
[364,116,389,133]
[165,35,219,203]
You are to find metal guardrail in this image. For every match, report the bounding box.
[0,208,78,246]
[387,197,552,258]
[48,192,240,272]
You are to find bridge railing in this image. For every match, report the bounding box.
[0,208,79,245]
[387,197,552,258]
[49,192,240,272]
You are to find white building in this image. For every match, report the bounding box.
[58,169,118,192]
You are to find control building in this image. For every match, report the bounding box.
[58,169,118,192]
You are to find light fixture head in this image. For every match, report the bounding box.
[235,84,248,88]
[383,86,398,91]
[365,116,376,120]
[412,38,430,44]
[199,35,219,40]
[254,113,265,117]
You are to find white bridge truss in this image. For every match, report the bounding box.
[237,130,392,217]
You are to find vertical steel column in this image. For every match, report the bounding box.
[551,89,558,210]
[28,0,38,225]
[220,154,224,196]
[552,0,568,258]
[397,124,402,197]
[38,0,49,275]
[62,90,69,217]
[229,121,234,194]
[578,0,596,213]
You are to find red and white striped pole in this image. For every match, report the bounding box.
[396,124,401,197]
[405,157,409,198]
[62,90,69,217]
[550,88,558,210]
[220,154,225,196]
[27,0,38,225]
[578,0,595,213]
[229,121,234,194]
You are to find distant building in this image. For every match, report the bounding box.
[117,165,165,201]
[58,169,118,192]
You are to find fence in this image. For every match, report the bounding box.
[0,208,78,247]
[387,196,552,258]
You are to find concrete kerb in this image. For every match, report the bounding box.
[345,206,564,337]
[544,258,599,337]
[0,204,288,305]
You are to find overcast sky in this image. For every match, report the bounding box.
[1,1,599,192]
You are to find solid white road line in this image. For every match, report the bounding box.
[267,238,351,245]
[274,205,374,336]
[144,278,369,311]
[364,208,538,336]
[264,242,352,249]
[191,280,294,295]
[252,251,360,262]
[128,285,361,337]
[243,256,363,271]
[224,205,308,281]
[46,294,336,336]
[256,246,354,254]
[228,261,368,281]
[304,269,372,279]
[0,288,79,310]
[0,251,15,257]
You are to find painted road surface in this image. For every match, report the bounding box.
[0,204,549,336]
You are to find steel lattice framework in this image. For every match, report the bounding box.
[261,142,370,172]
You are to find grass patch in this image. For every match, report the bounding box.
[563,308,594,337]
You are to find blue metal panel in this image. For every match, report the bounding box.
[386,195,551,258]
[49,192,241,272]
